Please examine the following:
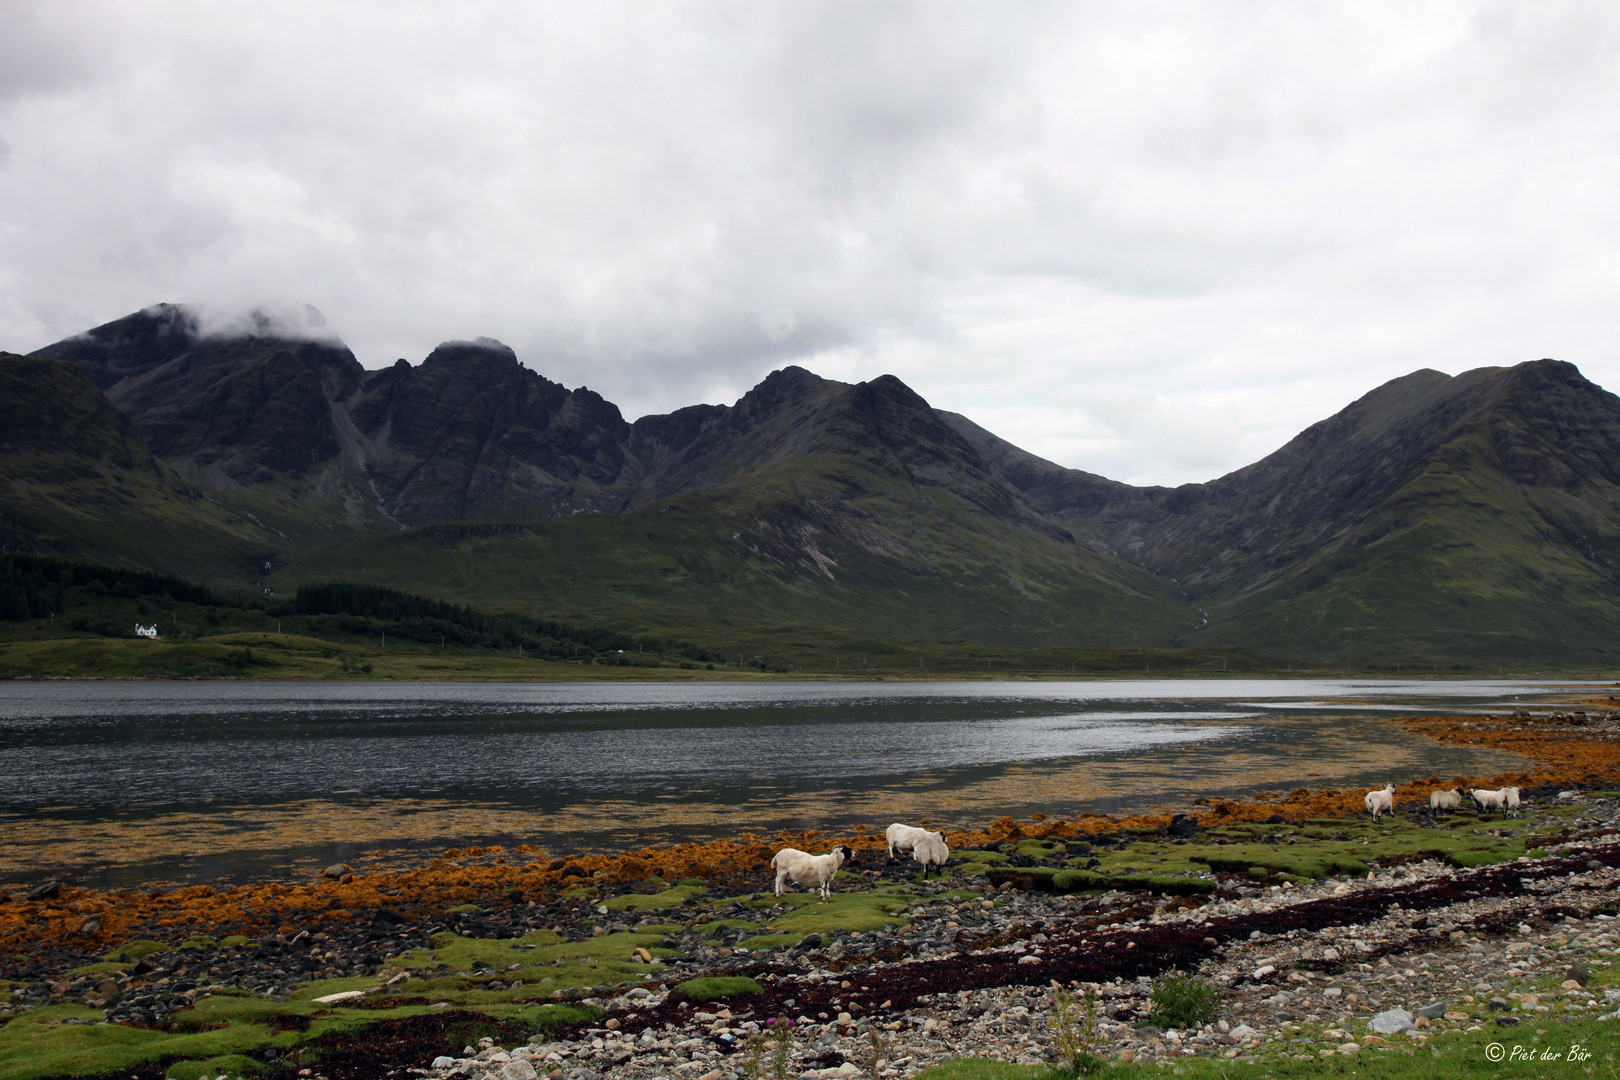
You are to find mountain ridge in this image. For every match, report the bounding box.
[14,304,1620,663]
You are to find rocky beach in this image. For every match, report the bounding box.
[1,706,1618,1080]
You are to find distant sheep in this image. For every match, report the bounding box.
[885,823,944,859]
[911,832,950,877]
[771,845,855,900]
[1429,788,1464,812]
[1471,788,1507,816]
[1502,786,1522,817]
[1364,784,1396,820]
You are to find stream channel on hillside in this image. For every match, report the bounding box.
[0,678,1573,886]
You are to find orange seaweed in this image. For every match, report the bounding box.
[3,711,1616,957]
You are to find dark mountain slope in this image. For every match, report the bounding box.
[0,353,284,582]
[352,339,634,523]
[962,359,1620,664]
[278,368,1195,646]
[32,306,366,485]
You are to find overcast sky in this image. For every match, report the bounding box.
[3,2,1619,486]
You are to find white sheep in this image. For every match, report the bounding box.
[1471,788,1507,816]
[1501,786,1522,817]
[1429,788,1463,812]
[1364,783,1396,820]
[911,832,950,877]
[885,823,944,859]
[771,845,855,899]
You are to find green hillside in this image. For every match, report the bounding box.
[273,453,1198,648]
[0,353,282,585]
[1181,362,1620,666]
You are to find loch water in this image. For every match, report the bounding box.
[0,678,1564,884]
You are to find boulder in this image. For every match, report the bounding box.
[1416,1001,1447,1019]
[312,990,367,1005]
[1368,1008,1415,1034]
[25,881,61,901]
[499,1061,538,1080]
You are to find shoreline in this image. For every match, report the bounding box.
[3,707,1616,952]
[1,706,1618,1080]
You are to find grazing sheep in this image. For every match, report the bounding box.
[885,823,944,859]
[771,845,855,899]
[1429,788,1464,812]
[1471,788,1507,816]
[1364,783,1396,820]
[1501,786,1522,817]
[911,832,950,877]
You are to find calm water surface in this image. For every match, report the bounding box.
[0,678,1570,884]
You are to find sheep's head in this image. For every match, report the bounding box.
[835,845,855,863]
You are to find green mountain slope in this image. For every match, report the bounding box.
[0,353,282,584]
[957,359,1620,665]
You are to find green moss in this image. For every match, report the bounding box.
[218,935,252,948]
[166,1054,260,1080]
[911,1062,1043,1080]
[104,940,167,962]
[65,961,128,978]
[667,977,764,1005]
[602,885,704,912]
[524,1004,603,1033]
[446,904,483,915]
[949,851,1009,864]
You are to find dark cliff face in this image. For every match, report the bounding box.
[353,338,633,523]
[32,306,366,484]
[28,304,200,391]
[627,366,1056,530]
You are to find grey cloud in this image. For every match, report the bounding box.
[3,2,1620,485]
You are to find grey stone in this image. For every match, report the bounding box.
[1368,1008,1415,1034]
[25,881,60,901]
[1416,1002,1447,1019]
[431,1057,457,1070]
[499,1061,538,1080]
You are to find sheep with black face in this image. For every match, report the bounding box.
[771,845,856,899]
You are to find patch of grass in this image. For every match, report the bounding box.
[446,904,483,915]
[1147,972,1221,1028]
[0,1003,289,1080]
[165,1054,261,1080]
[523,1003,603,1033]
[749,889,910,941]
[911,1062,1043,1080]
[949,851,1009,865]
[601,885,704,911]
[667,977,764,1005]
[104,940,168,962]
[64,961,128,978]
